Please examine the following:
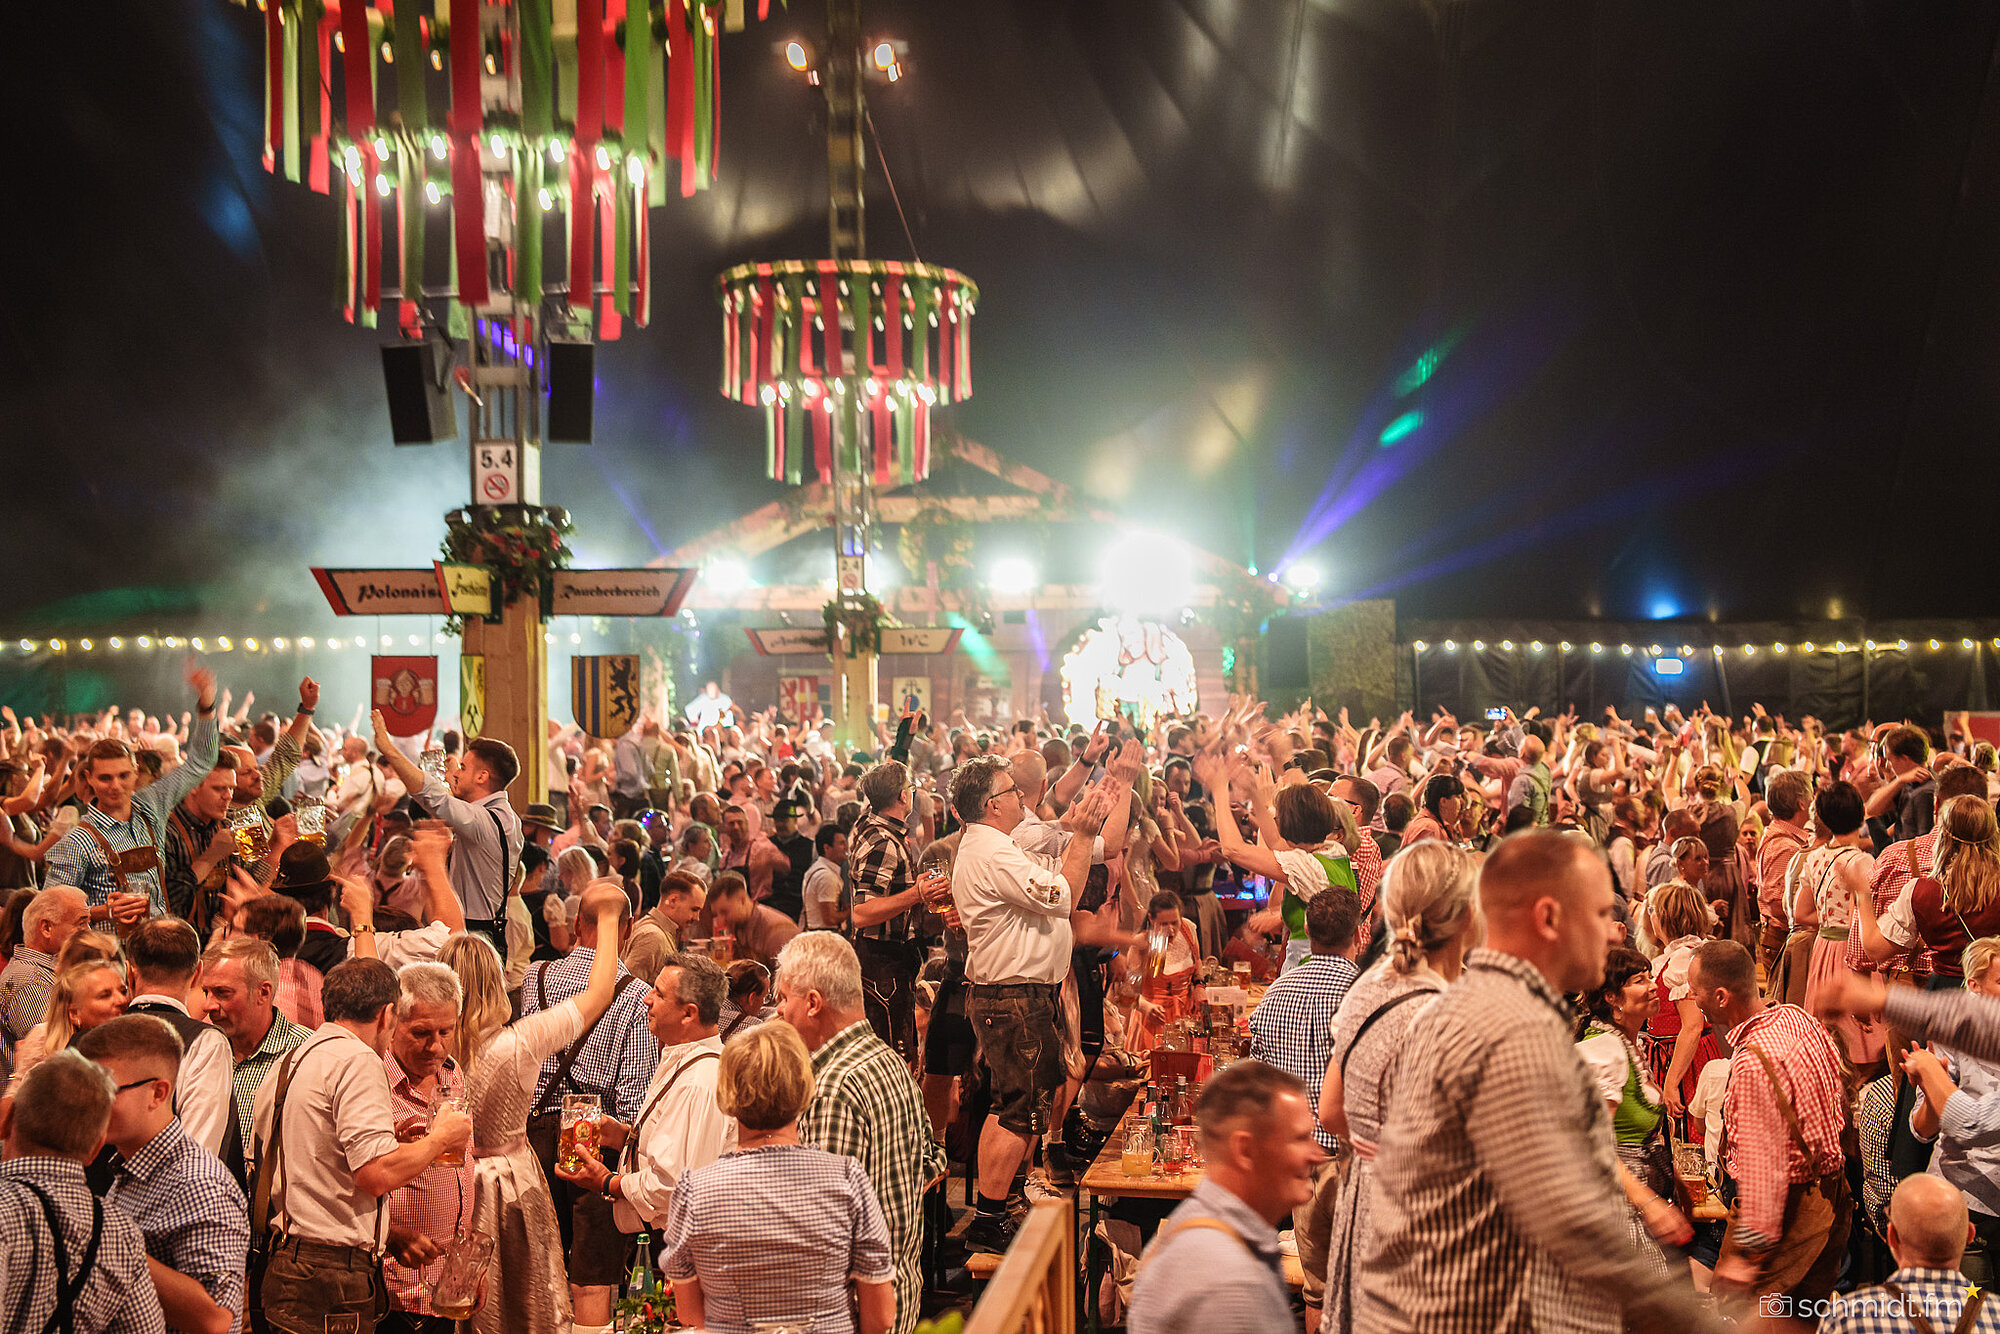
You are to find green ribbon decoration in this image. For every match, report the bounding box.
[908,279,932,383]
[521,0,555,139]
[299,0,322,145]
[612,145,632,315]
[336,169,353,317]
[782,272,805,378]
[692,15,712,189]
[554,0,580,129]
[400,151,424,309]
[895,394,914,486]
[737,282,755,397]
[785,399,805,484]
[850,268,873,383]
[394,0,427,131]
[842,390,863,474]
[445,223,472,338]
[518,149,544,308]
[646,5,667,206]
[281,4,301,183]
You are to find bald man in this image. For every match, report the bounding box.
[1361,832,1726,1334]
[519,879,657,1328]
[1507,735,1552,825]
[1008,751,1111,862]
[1822,1174,1999,1331]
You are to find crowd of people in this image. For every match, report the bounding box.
[5,663,2000,1332]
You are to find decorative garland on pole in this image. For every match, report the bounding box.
[822,593,893,657]
[439,505,575,633]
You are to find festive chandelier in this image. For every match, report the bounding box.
[230,0,767,334]
[718,258,978,485]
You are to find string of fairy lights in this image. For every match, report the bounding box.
[4,627,615,657]
[1410,637,2000,656]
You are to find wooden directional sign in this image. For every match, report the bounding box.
[880,627,964,655]
[745,626,831,656]
[744,625,964,656]
[549,569,698,618]
[434,562,498,619]
[312,568,449,616]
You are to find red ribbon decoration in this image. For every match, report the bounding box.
[361,142,382,315]
[709,21,721,177]
[668,0,695,197]
[264,1,283,172]
[913,401,930,477]
[769,403,785,481]
[605,0,626,137]
[722,293,738,399]
[872,397,892,485]
[885,279,904,377]
[570,0,604,311]
[341,169,358,323]
[339,1,373,137]
[819,263,843,378]
[812,398,833,482]
[633,180,649,328]
[754,272,775,398]
[449,0,489,306]
[799,291,818,378]
[310,10,333,193]
[598,188,620,338]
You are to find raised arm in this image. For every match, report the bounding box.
[369,710,428,796]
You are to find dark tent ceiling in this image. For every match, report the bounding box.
[6,0,2000,629]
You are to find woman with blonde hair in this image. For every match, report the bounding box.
[7,937,128,1093]
[1859,793,2000,986]
[1641,878,1719,1128]
[662,1023,896,1334]
[1317,843,1481,1334]
[437,887,626,1334]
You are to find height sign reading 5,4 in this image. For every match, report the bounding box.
[474,444,517,506]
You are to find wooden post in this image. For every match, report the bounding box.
[461,594,548,810]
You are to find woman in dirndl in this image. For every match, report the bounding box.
[1642,879,1722,1138]
[1123,890,1200,1055]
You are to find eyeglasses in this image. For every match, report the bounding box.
[113,1076,160,1095]
[986,783,1020,805]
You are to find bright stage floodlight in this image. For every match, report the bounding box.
[704,558,753,598]
[1099,530,1196,616]
[1282,563,1321,593]
[990,558,1038,595]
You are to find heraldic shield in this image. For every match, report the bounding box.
[572,654,639,738]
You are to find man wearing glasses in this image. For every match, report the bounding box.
[845,762,934,1060]
[949,747,1134,1252]
[80,1014,250,1334]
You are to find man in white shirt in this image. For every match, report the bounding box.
[251,959,470,1334]
[331,735,378,821]
[948,747,1129,1252]
[802,824,849,930]
[554,952,734,1231]
[123,918,237,1167]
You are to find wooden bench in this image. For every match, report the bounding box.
[965,1198,1074,1334]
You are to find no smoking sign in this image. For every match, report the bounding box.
[473,443,518,506]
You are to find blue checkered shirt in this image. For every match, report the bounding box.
[1246,952,1359,1152]
[662,1143,894,1334]
[0,1155,166,1334]
[46,713,219,913]
[107,1119,250,1334]
[1821,1268,2000,1333]
[519,948,658,1121]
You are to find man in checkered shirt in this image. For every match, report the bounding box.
[843,762,932,1060]
[0,1050,166,1334]
[1821,1172,2000,1333]
[777,931,946,1334]
[1360,832,1724,1333]
[1689,938,1850,1303]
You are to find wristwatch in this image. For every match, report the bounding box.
[601,1172,621,1202]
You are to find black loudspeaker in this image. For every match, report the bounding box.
[380,341,456,444]
[1264,616,1311,688]
[547,340,594,443]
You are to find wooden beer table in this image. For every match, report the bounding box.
[1079,1119,1201,1334]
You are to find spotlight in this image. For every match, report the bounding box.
[1559,641,1573,652]
[785,40,809,70]
[1530,641,1544,653]
[187,638,201,652]
[1443,639,1457,651]
[1281,564,1321,594]
[1472,641,1486,652]
[381,635,394,648]
[79,639,93,651]
[300,637,315,648]
[874,41,895,69]
[570,632,583,645]
[215,636,233,651]
[1098,530,1197,615]
[137,636,151,649]
[990,558,1038,596]
[408,634,423,647]
[273,638,288,650]
[703,558,753,598]
[1590,642,1602,654]
[1501,640,1514,651]
[109,637,123,650]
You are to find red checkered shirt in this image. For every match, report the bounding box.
[381,1050,475,1315]
[1845,830,1940,975]
[1723,1004,1847,1251]
[1756,823,1809,924]
[1351,829,1381,922]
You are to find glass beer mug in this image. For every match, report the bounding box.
[428,1231,494,1322]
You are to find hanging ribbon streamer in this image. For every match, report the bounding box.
[599,188,622,337]
[885,274,904,377]
[400,150,425,330]
[554,0,580,126]
[633,173,650,327]
[395,0,428,131]
[339,168,357,321]
[754,272,775,396]
[265,1,284,172]
[691,9,713,189]
[666,0,694,196]
[811,398,833,482]
[783,272,806,378]
[871,397,892,486]
[784,398,805,485]
[605,0,627,140]
[820,263,844,379]
[850,269,874,384]
[521,0,554,137]
[766,402,782,481]
[736,280,755,397]
[308,3,331,193]
[280,4,302,183]
[646,13,667,206]
[518,149,544,314]
[569,0,604,313]
[912,397,930,477]
[909,279,931,383]
[720,293,738,398]
[894,395,913,486]
[449,0,489,306]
